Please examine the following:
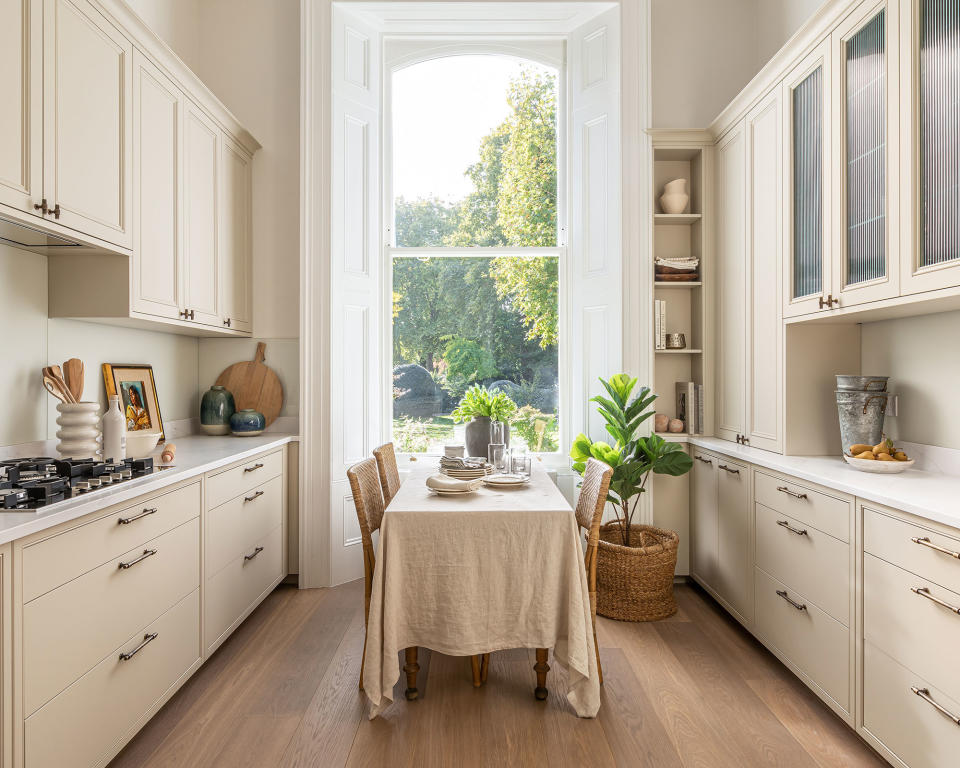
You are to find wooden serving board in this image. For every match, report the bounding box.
[215,342,283,427]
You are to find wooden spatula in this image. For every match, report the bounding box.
[63,358,84,402]
[43,366,76,403]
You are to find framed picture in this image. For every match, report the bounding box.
[102,364,165,440]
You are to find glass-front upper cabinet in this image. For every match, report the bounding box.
[832,0,900,307]
[900,0,960,294]
[783,39,832,317]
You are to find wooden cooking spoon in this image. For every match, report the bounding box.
[42,375,71,403]
[63,358,84,402]
[43,366,76,404]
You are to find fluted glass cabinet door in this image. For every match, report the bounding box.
[834,0,900,306]
[783,39,832,318]
[903,0,960,294]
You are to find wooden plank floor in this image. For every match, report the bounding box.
[110,581,886,768]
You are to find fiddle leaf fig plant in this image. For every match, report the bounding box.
[570,374,693,547]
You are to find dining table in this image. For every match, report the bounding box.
[361,460,601,718]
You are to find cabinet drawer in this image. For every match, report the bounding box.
[755,502,850,624]
[24,588,200,768]
[755,567,849,711]
[754,471,850,542]
[864,552,960,706]
[23,518,199,716]
[22,481,200,602]
[206,474,283,576]
[863,641,960,768]
[206,449,283,509]
[204,523,283,650]
[864,507,960,595]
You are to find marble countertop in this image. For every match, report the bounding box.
[0,433,298,546]
[687,436,960,531]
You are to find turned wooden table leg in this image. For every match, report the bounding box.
[534,648,550,700]
[470,655,482,688]
[404,647,420,700]
[480,653,489,684]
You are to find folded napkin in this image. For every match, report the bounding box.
[439,456,489,470]
[426,473,484,492]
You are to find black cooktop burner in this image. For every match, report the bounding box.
[0,456,154,510]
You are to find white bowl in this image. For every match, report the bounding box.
[125,431,161,459]
[843,454,915,474]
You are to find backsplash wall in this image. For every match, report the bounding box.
[860,309,960,451]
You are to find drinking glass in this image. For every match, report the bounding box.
[489,420,505,445]
[511,446,529,477]
[488,443,506,471]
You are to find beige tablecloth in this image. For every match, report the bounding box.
[362,462,601,718]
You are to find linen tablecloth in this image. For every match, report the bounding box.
[362,462,601,718]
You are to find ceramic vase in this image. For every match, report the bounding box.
[660,178,690,214]
[56,402,101,459]
[230,408,266,436]
[200,385,236,435]
[464,416,509,459]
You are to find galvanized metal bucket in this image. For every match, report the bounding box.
[836,375,889,392]
[836,390,890,453]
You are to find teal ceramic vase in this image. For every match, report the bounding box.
[230,408,266,436]
[200,385,236,435]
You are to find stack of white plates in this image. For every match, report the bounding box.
[438,457,493,480]
[430,486,478,496]
[482,473,530,487]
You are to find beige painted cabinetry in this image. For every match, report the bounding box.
[690,450,719,588]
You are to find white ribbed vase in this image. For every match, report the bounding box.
[56,402,101,459]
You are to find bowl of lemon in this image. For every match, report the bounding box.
[843,439,914,474]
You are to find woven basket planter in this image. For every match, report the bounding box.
[596,522,679,622]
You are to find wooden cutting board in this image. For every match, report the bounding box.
[215,342,283,427]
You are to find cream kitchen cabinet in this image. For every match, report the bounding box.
[217,134,253,333]
[690,450,719,588]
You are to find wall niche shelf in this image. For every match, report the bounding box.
[654,281,702,288]
[654,213,702,225]
[655,349,703,355]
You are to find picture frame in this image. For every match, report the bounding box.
[102,363,165,441]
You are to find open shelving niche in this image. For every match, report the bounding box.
[647,130,714,577]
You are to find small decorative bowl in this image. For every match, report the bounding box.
[665,333,686,349]
[230,409,266,437]
[126,431,162,458]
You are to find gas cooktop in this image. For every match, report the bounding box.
[0,456,155,510]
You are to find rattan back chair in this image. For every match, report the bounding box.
[347,457,386,691]
[373,442,401,505]
[575,457,614,684]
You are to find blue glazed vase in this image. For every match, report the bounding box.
[230,408,266,436]
[200,385,236,435]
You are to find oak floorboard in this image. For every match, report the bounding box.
[746,676,887,768]
[109,581,887,768]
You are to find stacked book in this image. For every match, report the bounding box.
[655,256,699,282]
[675,381,705,435]
[654,299,667,349]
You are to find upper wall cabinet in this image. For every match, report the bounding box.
[831,0,900,308]
[42,0,259,336]
[899,0,960,294]
[783,40,832,318]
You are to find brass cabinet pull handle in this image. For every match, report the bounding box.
[775,589,807,611]
[911,536,960,560]
[118,549,157,569]
[33,198,48,215]
[243,463,264,473]
[912,687,960,726]
[244,546,264,562]
[777,519,808,536]
[50,202,61,219]
[776,486,807,500]
[179,309,190,319]
[118,507,157,525]
[119,632,158,661]
[223,318,231,327]
[911,586,960,615]
[244,490,264,503]
[694,455,713,465]
[718,464,740,475]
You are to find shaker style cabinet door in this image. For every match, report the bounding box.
[714,122,748,444]
[0,0,43,218]
[746,90,784,454]
[217,136,253,333]
[131,50,183,321]
[182,101,222,327]
[716,458,752,623]
[691,451,719,590]
[783,39,833,318]
[899,0,960,294]
[831,0,900,308]
[42,0,133,249]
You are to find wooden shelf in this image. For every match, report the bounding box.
[654,213,702,225]
[655,348,703,354]
[654,281,702,288]
[655,432,691,443]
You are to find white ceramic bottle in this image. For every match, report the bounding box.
[102,395,127,461]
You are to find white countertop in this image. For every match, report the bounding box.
[687,436,960,530]
[0,434,298,546]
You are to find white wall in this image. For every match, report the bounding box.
[0,244,200,447]
[861,311,960,451]
[198,337,299,418]
[652,0,823,129]
[122,0,202,71]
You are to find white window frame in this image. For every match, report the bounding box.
[383,40,569,463]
